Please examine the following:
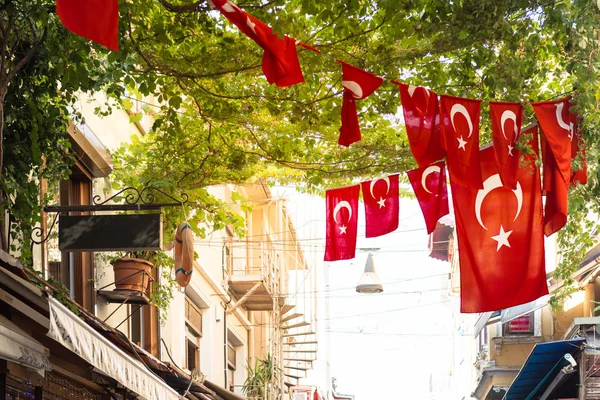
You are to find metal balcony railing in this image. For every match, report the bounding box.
[226,240,278,295]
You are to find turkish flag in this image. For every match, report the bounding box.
[489,102,523,189]
[338,62,384,146]
[452,136,548,313]
[397,83,445,167]
[361,174,399,238]
[531,96,574,185]
[406,162,449,234]
[212,0,304,87]
[56,0,119,51]
[324,185,360,261]
[440,95,483,189]
[541,128,568,236]
[571,114,588,186]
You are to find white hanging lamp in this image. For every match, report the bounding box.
[356,253,383,294]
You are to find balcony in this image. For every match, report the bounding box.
[227,241,277,311]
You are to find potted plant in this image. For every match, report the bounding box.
[109,250,178,315]
[111,252,154,293]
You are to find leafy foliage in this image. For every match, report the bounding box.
[1,0,600,308]
[242,353,278,399]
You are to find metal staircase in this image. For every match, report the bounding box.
[280,305,317,389]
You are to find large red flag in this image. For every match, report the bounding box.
[397,83,445,167]
[56,0,119,51]
[212,0,304,87]
[338,62,384,146]
[406,162,449,234]
[324,185,360,261]
[452,138,548,313]
[361,174,399,238]
[440,95,483,189]
[489,102,523,189]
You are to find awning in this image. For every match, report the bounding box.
[47,297,180,400]
[504,338,584,400]
[501,295,549,324]
[0,313,51,378]
[474,311,500,338]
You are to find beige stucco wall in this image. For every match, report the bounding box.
[479,374,518,399]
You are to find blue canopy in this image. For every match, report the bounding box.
[504,338,584,400]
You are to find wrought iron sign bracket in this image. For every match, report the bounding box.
[43,186,189,213]
[32,187,188,247]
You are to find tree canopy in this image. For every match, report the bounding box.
[1,0,599,306]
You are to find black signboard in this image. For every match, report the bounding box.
[59,214,162,252]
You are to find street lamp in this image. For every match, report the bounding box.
[356,253,383,294]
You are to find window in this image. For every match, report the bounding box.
[227,342,236,369]
[503,313,534,335]
[478,326,489,349]
[48,163,94,312]
[227,342,236,392]
[185,296,202,371]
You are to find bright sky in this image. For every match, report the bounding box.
[273,186,469,399]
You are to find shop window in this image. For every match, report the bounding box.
[503,313,534,335]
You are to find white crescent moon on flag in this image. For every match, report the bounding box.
[342,81,363,99]
[474,174,523,230]
[333,201,353,224]
[554,102,574,140]
[421,166,441,195]
[407,85,430,99]
[450,103,474,138]
[500,110,518,142]
[369,177,390,199]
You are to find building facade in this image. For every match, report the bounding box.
[0,90,317,399]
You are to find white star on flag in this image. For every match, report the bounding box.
[221,1,237,12]
[508,144,514,156]
[457,136,467,151]
[377,197,386,208]
[491,225,512,251]
[246,17,256,34]
[339,225,347,234]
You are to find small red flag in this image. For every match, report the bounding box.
[489,101,523,189]
[571,114,588,186]
[338,62,384,147]
[440,95,483,189]
[531,96,575,185]
[212,0,304,87]
[324,185,360,261]
[361,174,399,238]
[452,135,548,313]
[397,83,445,167]
[407,161,450,234]
[541,128,568,236]
[56,0,119,51]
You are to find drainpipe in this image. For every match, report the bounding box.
[221,242,232,390]
[223,302,228,389]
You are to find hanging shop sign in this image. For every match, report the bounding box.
[59,213,162,252]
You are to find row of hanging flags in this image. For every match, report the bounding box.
[58,1,588,314]
[325,96,587,313]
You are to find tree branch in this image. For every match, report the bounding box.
[157,0,206,13]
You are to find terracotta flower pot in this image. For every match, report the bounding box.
[111,257,153,292]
